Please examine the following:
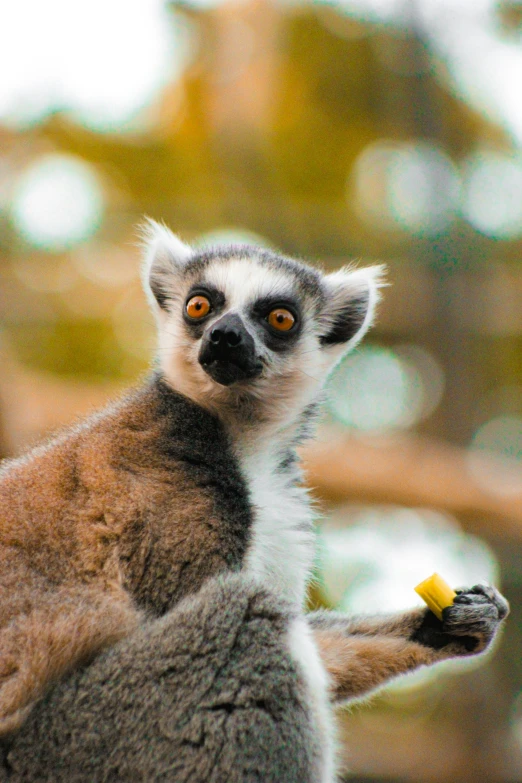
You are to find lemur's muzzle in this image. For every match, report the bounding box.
[198,313,262,386]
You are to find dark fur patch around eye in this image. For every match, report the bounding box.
[252,296,300,318]
[320,294,369,346]
[251,297,302,352]
[182,285,226,335]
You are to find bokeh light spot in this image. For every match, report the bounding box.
[0,1,193,132]
[352,140,460,236]
[11,155,104,251]
[462,151,522,239]
[395,344,445,422]
[420,0,522,148]
[468,416,522,497]
[327,345,432,432]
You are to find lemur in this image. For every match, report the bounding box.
[0,222,509,781]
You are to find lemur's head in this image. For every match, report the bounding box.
[142,221,384,427]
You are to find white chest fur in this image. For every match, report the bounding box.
[238,441,336,781]
[240,447,316,610]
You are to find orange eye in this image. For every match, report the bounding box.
[267,308,295,332]
[186,295,211,319]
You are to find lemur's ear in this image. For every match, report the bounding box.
[140,219,193,313]
[319,264,386,348]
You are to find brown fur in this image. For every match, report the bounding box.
[315,631,434,702]
[313,608,440,703]
[311,593,509,705]
[0,589,137,734]
[0,379,250,732]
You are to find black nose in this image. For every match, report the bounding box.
[210,325,242,348]
[199,313,261,386]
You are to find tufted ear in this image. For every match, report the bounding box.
[318,264,386,349]
[140,219,193,314]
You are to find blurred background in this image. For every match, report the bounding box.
[1,0,522,779]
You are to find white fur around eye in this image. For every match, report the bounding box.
[203,258,295,312]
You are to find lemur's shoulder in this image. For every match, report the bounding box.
[0,373,245,498]
[0,375,254,617]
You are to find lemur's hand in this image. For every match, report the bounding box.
[412,584,509,657]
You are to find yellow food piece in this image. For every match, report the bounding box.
[414,573,457,621]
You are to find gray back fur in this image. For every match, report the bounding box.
[1,574,320,783]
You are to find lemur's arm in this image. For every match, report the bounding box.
[309,584,509,704]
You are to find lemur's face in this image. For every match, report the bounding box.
[185,259,303,387]
[142,221,384,423]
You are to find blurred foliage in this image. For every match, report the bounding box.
[10,320,123,379]
[2,4,517,383]
[31,8,511,252]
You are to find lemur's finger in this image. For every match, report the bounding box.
[453,593,490,606]
[443,603,498,636]
[454,584,509,619]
